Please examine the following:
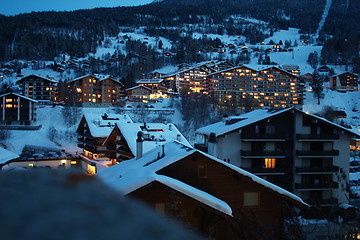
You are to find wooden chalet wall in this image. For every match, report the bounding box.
[156,151,298,240]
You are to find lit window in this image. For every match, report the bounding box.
[265,158,276,168]
[244,192,259,207]
[28,163,34,167]
[5,99,12,103]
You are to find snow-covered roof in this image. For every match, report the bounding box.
[0,147,19,164]
[137,79,164,84]
[196,108,290,137]
[82,113,133,138]
[329,71,358,78]
[207,64,298,78]
[69,74,120,83]
[0,92,38,102]
[126,85,152,91]
[16,74,57,83]
[196,107,360,138]
[97,141,308,214]
[112,122,191,156]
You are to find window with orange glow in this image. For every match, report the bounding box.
[265,158,276,168]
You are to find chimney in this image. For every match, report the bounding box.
[169,124,172,131]
[176,134,181,142]
[136,131,143,159]
[208,132,217,157]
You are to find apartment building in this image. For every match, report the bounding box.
[16,74,57,105]
[208,66,304,110]
[195,108,358,208]
[67,74,124,107]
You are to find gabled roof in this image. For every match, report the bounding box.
[77,113,133,138]
[104,122,191,156]
[69,74,121,84]
[126,85,152,91]
[207,65,299,78]
[0,92,38,102]
[137,79,164,84]
[329,71,359,78]
[196,108,360,138]
[97,141,308,214]
[16,74,57,84]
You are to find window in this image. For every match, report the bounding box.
[198,165,207,178]
[243,192,259,207]
[265,158,276,168]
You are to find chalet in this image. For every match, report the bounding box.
[98,141,308,240]
[329,72,359,92]
[0,93,37,125]
[76,113,133,173]
[195,108,360,208]
[103,122,191,162]
[16,74,57,105]
[281,65,300,76]
[76,113,190,173]
[136,79,168,99]
[299,73,313,83]
[318,65,331,73]
[126,85,152,101]
[67,74,125,107]
[208,65,303,110]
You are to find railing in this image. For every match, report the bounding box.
[243,167,286,174]
[295,182,338,190]
[117,149,134,159]
[296,134,339,140]
[241,133,289,140]
[296,166,339,173]
[241,150,287,157]
[296,150,339,156]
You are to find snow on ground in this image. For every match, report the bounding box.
[192,32,246,45]
[118,31,172,50]
[264,28,302,44]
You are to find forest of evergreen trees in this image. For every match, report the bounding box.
[0,0,359,76]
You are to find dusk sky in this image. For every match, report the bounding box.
[0,0,154,16]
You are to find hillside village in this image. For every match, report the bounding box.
[1,2,360,238]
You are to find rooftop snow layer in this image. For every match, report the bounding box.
[83,113,133,138]
[0,147,19,164]
[97,141,308,213]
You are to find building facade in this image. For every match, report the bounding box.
[98,141,307,240]
[16,74,57,105]
[0,93,37,125]
[329,72,358,91]
[68,74,124,107]
[195,108,357,207]
[208,66,304,110]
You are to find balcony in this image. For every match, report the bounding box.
[295,182,338,190]
[117,148,134,159]
[296,166,339,174]
[194,143,208,153]
[296,149,339,157]
[296,134,339,141]
[241,133,289,141]
[243,167,286,175]
[241,150,287,158]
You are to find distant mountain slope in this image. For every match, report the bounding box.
[0,0,325,61]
